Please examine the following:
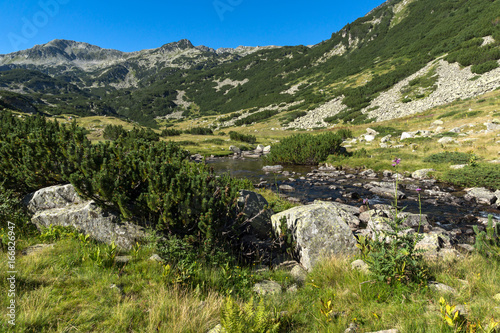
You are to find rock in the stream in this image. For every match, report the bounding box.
[229,145,241,154]
[464,187,498,205]
[271,201,359,271]
[262,165,283,172]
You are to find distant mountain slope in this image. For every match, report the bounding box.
[0,0,499,127]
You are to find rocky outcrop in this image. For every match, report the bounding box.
[24,184,146,250]
[23,184,85,214]
[271,201,359,270]
[31,201,146,250]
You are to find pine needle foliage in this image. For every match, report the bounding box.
[264,131,349,165]
[0,111,252,251]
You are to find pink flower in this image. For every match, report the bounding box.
[416,188,421,192]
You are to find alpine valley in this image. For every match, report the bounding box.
[1,0,500,129]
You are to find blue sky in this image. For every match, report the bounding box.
[0,0,387,54]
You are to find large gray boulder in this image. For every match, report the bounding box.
[24,184,146,250]
[271,201,359,270]
[23,184,85,214]
[31,201,146,250]
[464,187,497,205]
[237,190,273,239]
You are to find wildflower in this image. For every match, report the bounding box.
[392,157,401,166]
[363,198,368,205]
[416,188,421,192]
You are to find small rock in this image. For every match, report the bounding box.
[450,164,467,169]
[438,137,457,144]
[22,243,55,256]
[207,324,226,333]
[412,169,436,179]
[464,187,497,205]
[262,165,283,172]
[456,244,474,254]
[366,128,379,136]
[351,259,370,274]
[229,146,241,154]
[149,254,163,262]
[401,132,414,140]
[290,265,308,283]
[364,134,376,142]
[286,284,298,293]
[279,185,295,192]
[344,322,358,333]
[253,280,282,295]
[428,281,457,294]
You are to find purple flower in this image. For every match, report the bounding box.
[363,198,368,204]
[392,158,401,165]
[416,188,421,192]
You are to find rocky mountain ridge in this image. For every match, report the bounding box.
[0,38,280,72]
[0,0,499,127]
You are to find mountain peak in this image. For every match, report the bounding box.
[159,39,195,51]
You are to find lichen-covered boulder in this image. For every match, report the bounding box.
[464,187,497,205]
[23,184,85,214]
[271,201,359,271]
[24,184,146,250]
[31,201,146,250]
[253,280,282,295]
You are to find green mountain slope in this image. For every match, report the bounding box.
[1,0,499,127]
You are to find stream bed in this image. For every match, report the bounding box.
[207,157,500,228]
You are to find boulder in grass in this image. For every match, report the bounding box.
[24,184,147,250]
[31,201,146,250]
[23,184,85,214]
[271,201,359,271]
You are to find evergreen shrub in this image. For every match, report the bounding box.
[265,131,348,165]
[0,112,252,255]
[228,131,257,144]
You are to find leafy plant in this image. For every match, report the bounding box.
[366,158,429,286]
[439,297,467,332]
[443,164,500,189]
[319,297,336,322]
[473,215,500,260]
[439,297,500,333]
[355,235,371,259]
[220,296,280,333]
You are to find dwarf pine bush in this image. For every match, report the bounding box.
[265,131,348,165]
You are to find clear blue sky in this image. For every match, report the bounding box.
[0,0,387,54]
